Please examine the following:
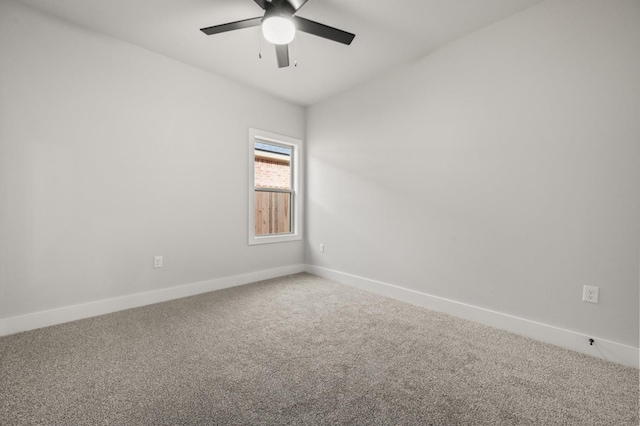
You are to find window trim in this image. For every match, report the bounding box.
[248,128,303,245]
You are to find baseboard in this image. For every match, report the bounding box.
[0,264,306,337]
[305,265,639,369]
[4,264,637,368]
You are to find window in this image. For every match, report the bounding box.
[248,128,302,245]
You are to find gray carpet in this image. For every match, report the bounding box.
[0,273,637,425]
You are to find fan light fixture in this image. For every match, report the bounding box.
[262,16,295,45]
[200,0,356,68]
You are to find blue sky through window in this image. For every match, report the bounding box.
[255,142,291,156]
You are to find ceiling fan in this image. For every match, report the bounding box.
[200,0,355,68]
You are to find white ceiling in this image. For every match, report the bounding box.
[17,0,545,106]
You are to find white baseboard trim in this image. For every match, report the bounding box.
[0,264,306,337]
[305,265,639,369]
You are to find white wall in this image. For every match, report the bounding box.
[306,0,640,348]
[0,0,305,319]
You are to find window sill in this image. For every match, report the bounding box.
[249,233,302,245]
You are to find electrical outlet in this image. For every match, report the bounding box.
[319,244,324,253]
[583,285,599,304]
[154,256,163,268]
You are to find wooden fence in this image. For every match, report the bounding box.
[255,191,291,235]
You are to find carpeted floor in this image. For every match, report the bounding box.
[0,273,637,425]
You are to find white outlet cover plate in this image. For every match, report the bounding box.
[583,285,599,304]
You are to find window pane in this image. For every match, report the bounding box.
[254,142,291,190]
[254,190,291,236]
[248,128,301,245]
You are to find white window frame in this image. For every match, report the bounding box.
[248,128,303,245]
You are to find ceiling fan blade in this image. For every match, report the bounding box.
[293,16,355,45]
[200,17,262,35]
[253,0,268,9]
[287,0,309,11]
[275,44,290,68]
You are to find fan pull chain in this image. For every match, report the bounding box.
[258,30,263,59]
[294,37,298,67]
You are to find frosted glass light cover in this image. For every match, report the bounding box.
[262,17,295,45]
